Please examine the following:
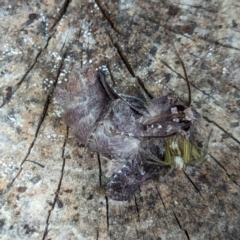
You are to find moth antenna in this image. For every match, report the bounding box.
[143,112,185,125]
[141,132,176,139]
[140,121,192,139]
[175,51,192,107]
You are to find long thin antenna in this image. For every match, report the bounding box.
[175,50,192,107]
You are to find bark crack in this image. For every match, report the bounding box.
[210,154,238,186]
[202,116,240,145]
[96,228,99,240]
[189,83,221,107]
[135,228,139,239]
[50,0,71,30]
[144,16,240,51]
[2,3,70,107]
[134,195,140,222]
[198,36,240,51]
[1,35,53,108]
[20,47,68,166]
[183,171,204,199]
[160,59,221,107]
[143,17,192,40]
[177,3,218,13]
[226,82,240,92]
[105,196,109,232]
[42,127,68,240]
[152,181,167,211]
[172,210,190,240]
[97,153,102,186]
[172,210,182,230]
[6,168,22,190]
[184,230,190,240]
[161,60,222,108]
[5,46,68,192]
[108,36,153,99]
[94,0,121,35]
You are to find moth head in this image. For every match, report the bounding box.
[183,107,200,124]
[143,52,201,130]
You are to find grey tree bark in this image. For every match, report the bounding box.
[0,0,240,239]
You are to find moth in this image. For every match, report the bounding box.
[54,55,211,201]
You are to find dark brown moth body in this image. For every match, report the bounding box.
[54,61,210,201]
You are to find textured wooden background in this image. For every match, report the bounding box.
[0,0,240,239]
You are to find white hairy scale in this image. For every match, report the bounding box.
[170,141,179,150]
[174,156,185,170]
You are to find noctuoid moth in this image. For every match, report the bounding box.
[54,55,211,201]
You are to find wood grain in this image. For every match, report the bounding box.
[0,0,240,239]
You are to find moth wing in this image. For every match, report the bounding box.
[105,158,127,178]
[118,93,148,114]
[97,70,147,114]
[97,70,119,100]
[106,161,145,201]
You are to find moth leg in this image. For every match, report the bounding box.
[139,148,168,166]
[190,129,213,165]
[159,167,174,183]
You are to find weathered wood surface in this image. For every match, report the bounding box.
[0,0,240,239]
